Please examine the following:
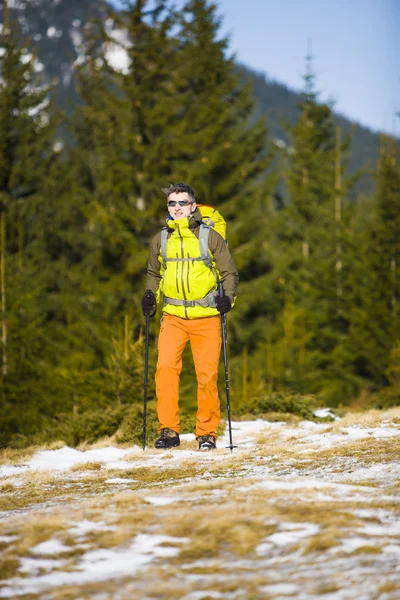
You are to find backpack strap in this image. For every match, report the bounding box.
[163,291,217,309]
[199,223,213,269]
[160,227,168,269]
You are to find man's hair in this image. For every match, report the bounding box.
[162,182,197,204]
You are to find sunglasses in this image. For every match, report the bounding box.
[167,200,191,207]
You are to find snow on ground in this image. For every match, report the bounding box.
[1,415,399,479]
[0,410,399,599]
[0,534,188,598]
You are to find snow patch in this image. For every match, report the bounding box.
[360,522,400,537]
[184,592,226,599]
[19,557,65,576]
[335,462,400,484]
[68,520,115,537]
[260,583,300,595]
[2,445,137,474]
[0,534,189,597]
[180,433,196,442]
[313,407,340,420]
[31,540,71,556]
[259,522,320,550]
[336,536,377,553]
[383,544,400,555]
[0,535,17,543]
[144,496,181,506]
[0,464,29,477]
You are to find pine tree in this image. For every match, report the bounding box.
[70,1,179,324]
[0,0,61,444]
[169,0,276,357]
[69,0,276,411]
[342,137,400,393]
[258,55,356,400]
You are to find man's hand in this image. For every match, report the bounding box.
[141,290,156,316]
[215,294,231,315]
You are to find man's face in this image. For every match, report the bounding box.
[167,192,196,221]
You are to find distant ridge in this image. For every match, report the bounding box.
[2,0,382,194]
[239,65,381,196]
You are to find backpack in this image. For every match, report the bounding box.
[160,204,226,272]
[197,204,226,240]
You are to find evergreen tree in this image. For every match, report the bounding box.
[252,56,357,401]
[70,1,178,324]
[0,0,61,444]
[169,0,276,356]
[342,138,400,394]
[69,0,275,411]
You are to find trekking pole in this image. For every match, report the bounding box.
[217,281,236,452]
[142,312,150,451]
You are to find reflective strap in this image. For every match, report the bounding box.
[163,257,196,262]
[199,224,213,269]
[164,291,217,309]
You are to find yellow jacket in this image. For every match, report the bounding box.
[146,210,239,319]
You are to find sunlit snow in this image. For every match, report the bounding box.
[0,413,399,598]
[0,534,189,597]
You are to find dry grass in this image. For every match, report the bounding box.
[0,440,66,466]
[338,407,400,426]
[69,461,104,472]
[0,409,399,598]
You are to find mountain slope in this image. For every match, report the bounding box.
[241,65,381,195]
[2,0,382,194]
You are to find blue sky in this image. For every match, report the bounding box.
[109,0,399,136]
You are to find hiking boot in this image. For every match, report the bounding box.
[155,428,180,449]
[197,435,216,450]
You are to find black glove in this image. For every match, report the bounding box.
[141,290,156,316]
[215,293,231,314]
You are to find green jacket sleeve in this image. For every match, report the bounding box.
[145,232,163,302]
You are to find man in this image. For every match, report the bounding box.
[141,182,239,450]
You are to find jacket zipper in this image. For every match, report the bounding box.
[186,253,191,293]
[175,252,180,294]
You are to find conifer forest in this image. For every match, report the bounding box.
[0,0,399,448]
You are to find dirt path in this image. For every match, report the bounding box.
[0,409,399,599]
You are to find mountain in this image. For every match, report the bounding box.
[1,0,381,195]
[241,65,381,196]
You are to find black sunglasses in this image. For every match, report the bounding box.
[167,200,191,207]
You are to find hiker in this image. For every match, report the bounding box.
[141,183,239,450]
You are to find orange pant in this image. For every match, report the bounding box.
[156,314,221,438]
